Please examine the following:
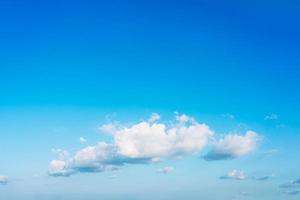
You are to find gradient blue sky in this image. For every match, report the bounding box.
[0,0,300,199]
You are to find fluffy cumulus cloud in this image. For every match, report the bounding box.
[48,160,74,177]
[115,121,213,159]
[0,176,9,185]
[203,131,261,161]
[48,113,261,177]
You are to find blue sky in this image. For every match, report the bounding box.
[0,0,300,199]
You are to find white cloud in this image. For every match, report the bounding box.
[280,179,300,196]
[0,176,8,185]
[230,191,250,200]
[115,118,213,159]
[51,148,69,160]
[220,170,274,182]
[148,113,160,123]
[264,113,278,120]
[171,123,213,155]
[69,142,122,173]
[253,175,272,181]
[220,170,247,180]
[98,122,119,134]
[115,122,173,159]
[48,160,74,177]
[284,190,300,195]
[48,113,261,177]
[157,166,174,174]
[280,179,300,188]
[109,174,117,179]
[222,113,235,119]
[175,113,191,124]
[203,131,261,161]
[263,149,278,157]
[79,137,87,144]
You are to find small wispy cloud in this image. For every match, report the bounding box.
[51,148,69,160]
[280,178,300,195]
[222,113,235,119]
[284,190,300,195]
[157,166,174,174]
[280,179,300,188]
[253,174,275,181]
[264,113,278,120]
[276,124,287,128]
[148,113,160,123]
[220,170,247,180]
[0,176,9,185]
[109,174,117,179]
[220,170,274,181]
[79,137,87,144]
[98,122,119,135]
[231,191,249,200]
[263,149,278,156]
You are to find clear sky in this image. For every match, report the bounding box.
[0,0,300,200]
